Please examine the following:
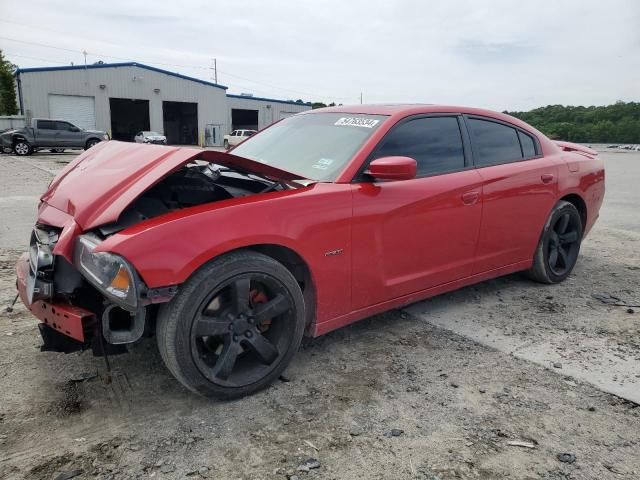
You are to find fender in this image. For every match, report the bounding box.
[97,182,354,324]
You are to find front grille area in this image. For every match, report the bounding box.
[26,225,60,303]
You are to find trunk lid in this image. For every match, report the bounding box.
[41,141,307,230]
[554,141,598,158]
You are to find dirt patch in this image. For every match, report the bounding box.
[45,381,86,418]
[1,151,640,479]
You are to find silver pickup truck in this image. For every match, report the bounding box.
[0,118,108,156]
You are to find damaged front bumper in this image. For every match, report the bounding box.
[16,253,96,351]
[16,223,178,354]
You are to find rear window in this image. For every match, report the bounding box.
[37,120,57,130]
[518,131,537,158]
[468,118,522,167]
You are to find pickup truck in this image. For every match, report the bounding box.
[223,129,257,149]
[0,119,108,156]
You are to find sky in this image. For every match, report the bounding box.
[1,0,639,111]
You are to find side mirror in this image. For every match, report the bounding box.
[70,126,80,132]
[365,156,417,181]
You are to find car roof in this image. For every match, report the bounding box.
[300,104,542,136]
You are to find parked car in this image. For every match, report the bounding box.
[15,105,605,398]
[0,119,107,156]
[223,129,257,149]
[0,128,14,153]
[134,131,167,145]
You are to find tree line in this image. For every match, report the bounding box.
[506,102,640,144]
[0,50,19,116]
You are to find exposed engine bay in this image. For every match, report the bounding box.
[98,163,290,236]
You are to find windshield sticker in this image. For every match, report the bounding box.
[334,117,380,128]
[312,158,334,170]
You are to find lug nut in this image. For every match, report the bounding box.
[232,334,238,342]
[245,330,253,338]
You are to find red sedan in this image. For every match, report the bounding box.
[16,105,605,398]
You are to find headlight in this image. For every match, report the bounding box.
[74,235,139,310]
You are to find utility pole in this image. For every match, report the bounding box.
[360,92,363,104]
[211,58,218,84]
[82,50,87,68]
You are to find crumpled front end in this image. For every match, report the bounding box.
[16,219,171,355]
[16,224,99,353]
[15,141,303,354]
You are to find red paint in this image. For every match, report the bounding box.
[366,156,417,181]
[16,254,94,342]
[22,105,605,339]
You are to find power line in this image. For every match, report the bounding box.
[0,31,358,101]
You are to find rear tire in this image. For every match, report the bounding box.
[50,148,65,153]
[528,200,583,284]
[13,140,32,156]
[156,251,305,398]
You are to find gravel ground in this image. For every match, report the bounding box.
[0,147,639,480]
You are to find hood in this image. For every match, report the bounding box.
[40,141,308,230]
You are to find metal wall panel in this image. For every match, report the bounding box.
[226,96,311,133]
[48,94,96,129]
[19,65,227,144]
[17,65,312,144]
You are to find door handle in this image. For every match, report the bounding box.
[461,191,480,205]
[541,173,554,184]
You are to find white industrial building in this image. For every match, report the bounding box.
[15,62,312,146]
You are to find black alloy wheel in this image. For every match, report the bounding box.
[528,200,583,284]
[190,273,295,387]
[156,251,305,398]
[547,212,580,277]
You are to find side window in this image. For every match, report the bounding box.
[37,120,57,130]
[518,131,537,158]
[372,116,465,177]
[467,118,522,167]
[56,122,72,131]
[231,131,237,136]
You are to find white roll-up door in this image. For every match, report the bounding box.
[48,95,96,129]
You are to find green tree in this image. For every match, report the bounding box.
[0,50,18,115]
[507,102,640,143]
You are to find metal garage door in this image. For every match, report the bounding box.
[48,95,96,130]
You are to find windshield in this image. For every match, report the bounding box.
[144,131,162,136]
[230,112,388,181]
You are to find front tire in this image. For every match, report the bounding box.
[528,200,583,284]
[85,139,100,150]
[13,140,32,156]
[156,251,305,398]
